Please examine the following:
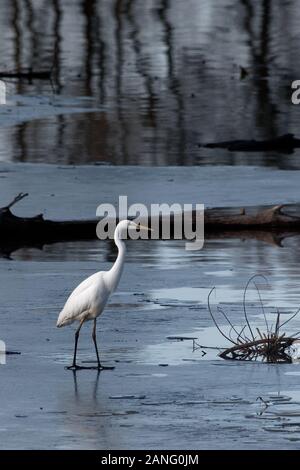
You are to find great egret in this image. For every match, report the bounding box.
[57,220,152,370]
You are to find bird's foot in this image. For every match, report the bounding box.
[98,365,115,371]
[65,364,84,371]
[87,364,115,371]
[65,364,115,371]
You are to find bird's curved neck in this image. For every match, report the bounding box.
[107,231,126,292]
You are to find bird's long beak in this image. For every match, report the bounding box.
[138,224,153,232]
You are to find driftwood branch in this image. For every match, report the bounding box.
[218,336,295,362]
[5,192,29,209]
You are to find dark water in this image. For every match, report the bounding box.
[0,0,300,166]
[2,236,300,448]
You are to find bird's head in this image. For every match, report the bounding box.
[115,220,153,239]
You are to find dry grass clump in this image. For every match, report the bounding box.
[198,275,300,363]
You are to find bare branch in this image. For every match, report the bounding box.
[5,193,29,210]
[207,288,237,345]
[279,306,300,330]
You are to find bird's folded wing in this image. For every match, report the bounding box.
[57,287,93,326]
[68,272,101,300]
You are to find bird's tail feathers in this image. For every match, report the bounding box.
[56,310,69,328]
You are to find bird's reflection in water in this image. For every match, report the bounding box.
[71,369,101,403]
[57,370,122,449]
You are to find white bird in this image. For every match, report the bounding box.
[57,220,152,370]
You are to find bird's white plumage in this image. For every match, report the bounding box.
[56,220,152,369]
[56,272,109,327]
[56,220,140,329]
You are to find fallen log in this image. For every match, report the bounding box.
[204,204,300,230]
[201,133,300,153]
[1,194,300,246]
[0,193,96,242]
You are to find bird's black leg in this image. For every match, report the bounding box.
[92,319,101,369]
[67,319,84,370]
[66,319,114,371]
[89,319,114,371]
